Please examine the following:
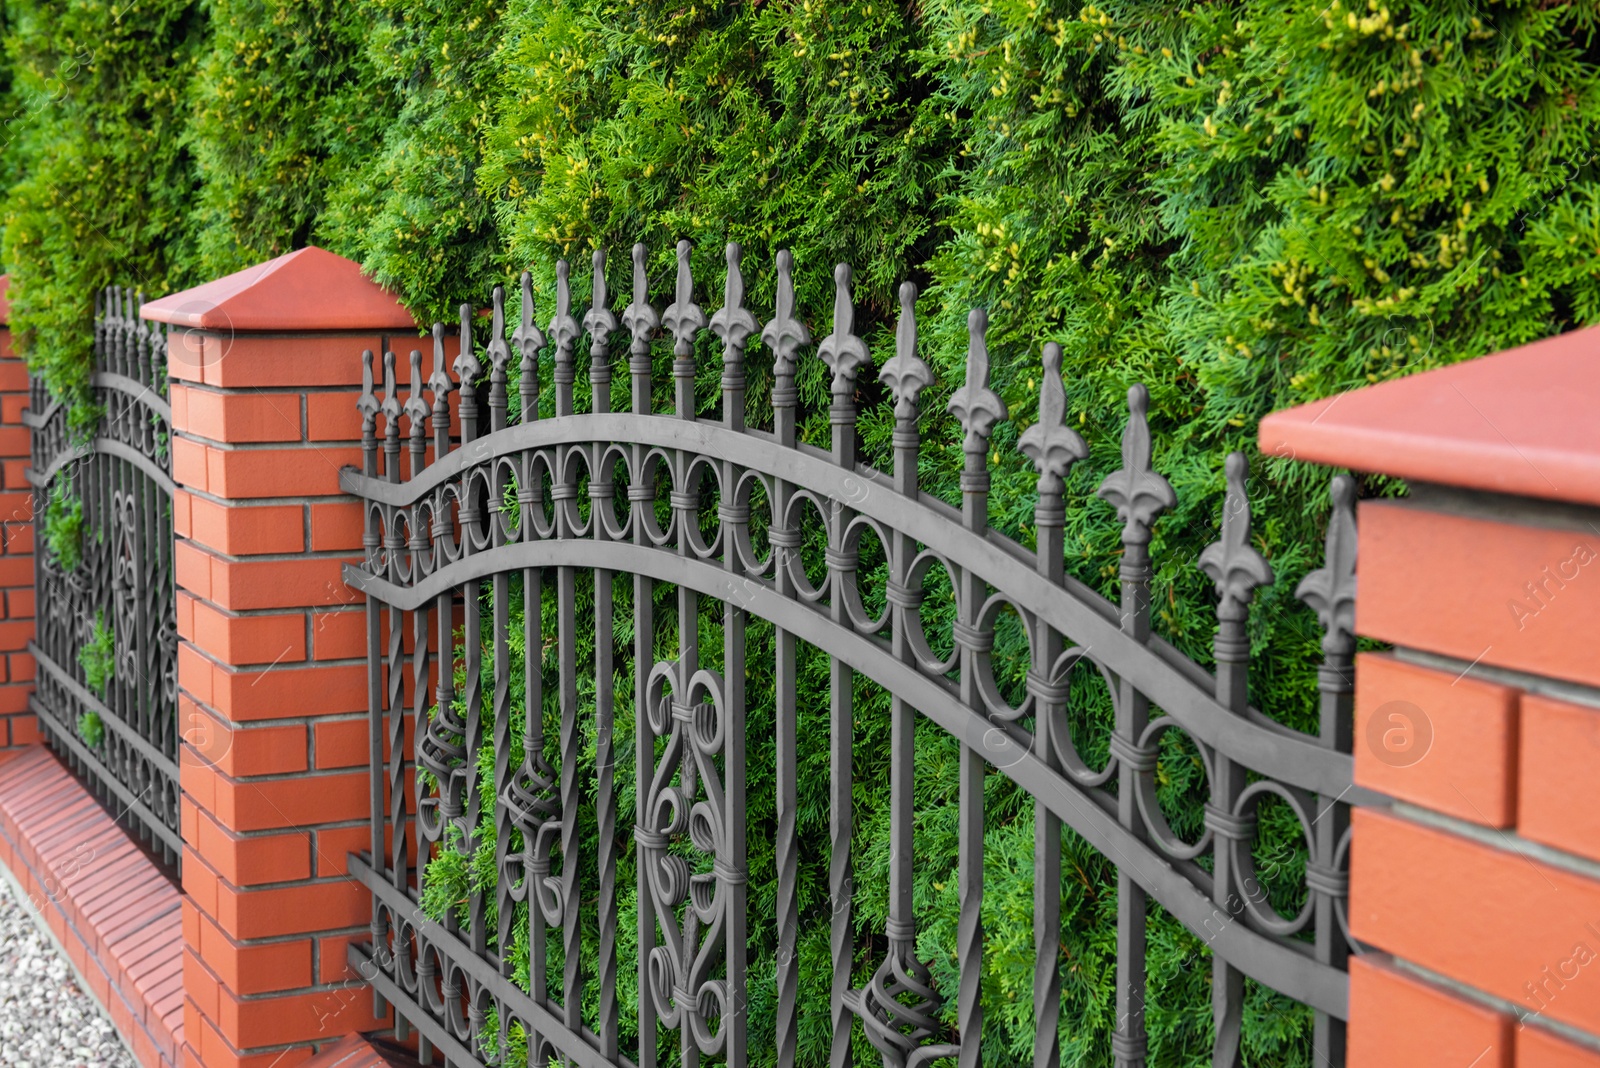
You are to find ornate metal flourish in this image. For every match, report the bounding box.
[639,660,734,1055]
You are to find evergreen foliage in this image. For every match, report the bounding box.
[0,0,204,423]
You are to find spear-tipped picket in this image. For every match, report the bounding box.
[1296,475,1358,661]
[455,303,482,442]
[429,323,454,461]
[1097,385,1176,559]
[549,259,581,417]
[711,243,762,432]
[880,282,934,494]
[380,350,401,484]
[513,271,546,425]
[1200,453,1275,634]
[946,308,1001,1068]
[405,349,430,476]
[948,310,1006,474]
[1016,340,1084,1068]
[1096,381,1171,1068]
[358,350,380,478]
[761,249,809,447]
[1018,343,1088,498]
[662,241,705,418]
[816,263,871,465]
[621,243,659,415]
[1198,451,1274,1067]
[585,249,619,414]
[1297,475,1357,1065]
[487,285,514,433]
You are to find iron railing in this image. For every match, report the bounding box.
[26,287,180,872]
[341,243,1359,1067]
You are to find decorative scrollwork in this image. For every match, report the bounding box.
[638,659,735,1057]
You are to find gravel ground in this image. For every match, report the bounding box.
[0,873,134,1068]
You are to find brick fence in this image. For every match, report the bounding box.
[1264,326,1600,1068]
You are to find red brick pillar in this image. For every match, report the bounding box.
[1263,326,1600,1068]
[142,248,419,1067]
[0,275,37,751]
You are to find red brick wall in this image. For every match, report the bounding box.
[1347,500,1600,1065]
[0,296,38,750]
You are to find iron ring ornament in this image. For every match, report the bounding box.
[339,244,1362,1068]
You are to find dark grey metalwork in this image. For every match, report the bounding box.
[341,244,1360,1067]
[26,286,179,872]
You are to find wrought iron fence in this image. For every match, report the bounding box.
[341,243,1358,1067]
[25,287,180,872]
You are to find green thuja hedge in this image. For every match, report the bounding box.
[3,0,1600,1065]
[1,0,204,426]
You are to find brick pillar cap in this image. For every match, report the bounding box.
[140,246,417,333]
[1260,323,1600,506]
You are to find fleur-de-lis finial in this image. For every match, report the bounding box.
[1018,342,1088,493]
[710,242,762,359]
[1296,474,1358,657]
[512,269,546,367]
[762,249,810,384]
[879,281,933,421]
[357,349,379,426]
[453,303,482,386]
[621,242,659,355]
[514,270,544,422]
[1199,453,1274,621]
[947,308,1005,454]
[487,285,513,382]
[548,259,581,364]
[662,240,705,357]
[1096,384,1175,546]
[428,323,453,413]
[405,349,430,435]
[380,349,400,428]
[817,263,871,395]
[584,247,618,355]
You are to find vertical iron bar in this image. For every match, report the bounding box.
[1299,475,1357,1068]
[550,261,585,1035]
[1095,384,1173,1068]
[1198,453,1274,1068]
[488,289,516,1010]
[761,249,806,1068]
[712,242,756,1068]
[948,309,1003,1068]
[1017,344,1089,1068]
[815,263,869,1068]
[624,243,660,1068]
[587,249,621,1060]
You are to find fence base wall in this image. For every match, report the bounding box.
[0,746,183,1068]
